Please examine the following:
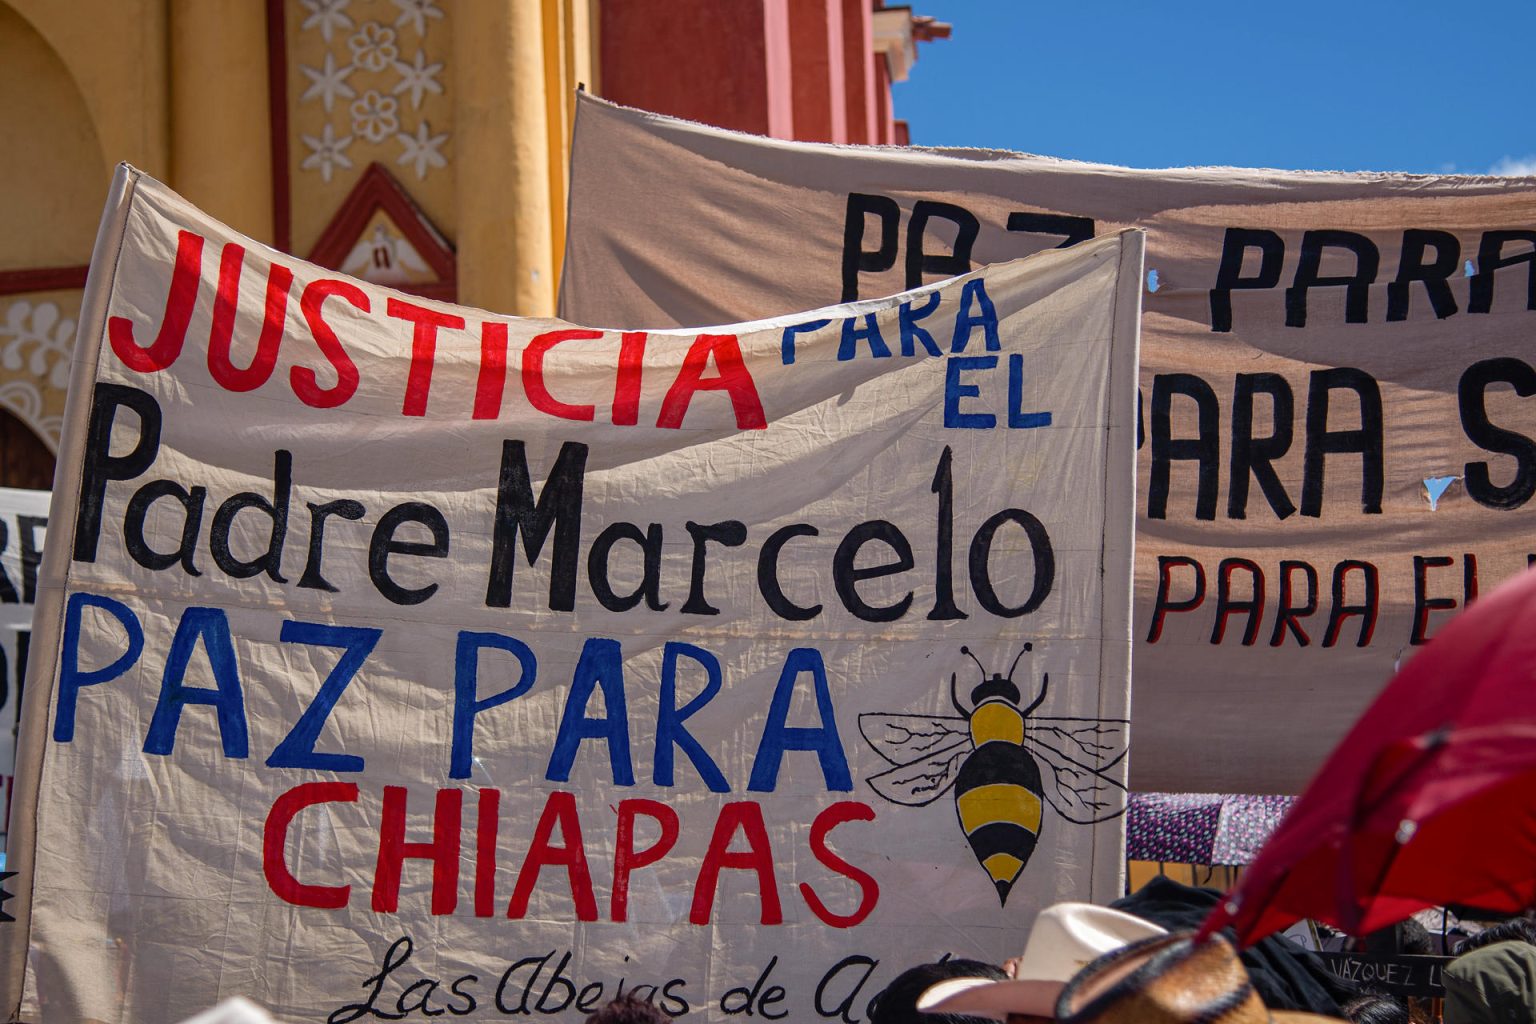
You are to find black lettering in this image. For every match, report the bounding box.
[588,522,667,612]
[905,200,979,290]
[1469,230,1536,313]
[299,499,366,592]
[485,440,587,611]
[1411,555,1457,645]
[834,521,914,623]
[1149,373,1219,521]
[368,501,449,605]
[1285,230,1379,328]
[123,480,205,575]
[968,510,1053,618]
[815,955,878,1024]
[1210,228,1284,333]
[76,383,163,562]
[1270,560,1318,647]
[927,446,966,620]
[681,520,747,615]
[841,193,900,303]
[1229,373,1295,519]
[1459,357,1536,510]
[328,936,412,1024]
[1006,211,1094,249]
[1211,558,1264,645]
[209,449,292,581]
[1147,555,1205,643]
[1322,560,1378,647]
[757,524,821,621]
[1387,229,1460,321]
[1301,368,1383,517]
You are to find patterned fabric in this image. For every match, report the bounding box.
[1128,793,1295,865]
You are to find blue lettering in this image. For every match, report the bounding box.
[899,292,944,357]
[450,630,537,780]
[781,318,830,365]
[547,637,633,786]
[143,606,248,758]
[655,641,729,792]
[266,621,381,772]
[951,278,1000,353]
[748,647,850,792]
[838,314,890,361]
[55,592,143,742]
[1008,353,1053,429]
[945,356,998,428]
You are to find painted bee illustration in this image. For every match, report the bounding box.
[858,644,1128,905]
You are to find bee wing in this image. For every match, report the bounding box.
[857,713,970,767]
[1026,718,1130,825]
[863,739,969,807]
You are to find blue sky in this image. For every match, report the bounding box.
[892,2,1536,175]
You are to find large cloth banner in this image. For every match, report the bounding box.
[0,167,1140,1023]
[0,487,49,841]
[560,94,1536,794]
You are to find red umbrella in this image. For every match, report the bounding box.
[1200,565,1536,947]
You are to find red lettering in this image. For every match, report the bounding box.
[523,329,602,421]
[208,243,291,392]
[475,787,500,918]
[613,331,647,426]
[507,791,597,921]
[1146,555,1206,643]
[371,785,461,915]
[800,802,879,928]
[388,297,466,416]
[109,229,204,373]
[294,278,366,408]
[1211,558,1265,646]
[611,798,680,922]
[658,334,766,430]
[691,802,781,925]
[263,781,358,909]
[473,321,509,420]
[1270,560,1318,647]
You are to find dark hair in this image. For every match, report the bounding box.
[584,993,672,1024]
[1340,995,1409,1024]
[1397,918,1436,956]
[869,958,1009,1024]
[1454,919,1536,956]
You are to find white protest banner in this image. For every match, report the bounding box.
[0,166,1140,1023]
[559,94,1536,795]
[0,488,49,831]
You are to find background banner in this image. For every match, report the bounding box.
[0,486,49,846]
[559,94,1536,794]
[0,167,1140,1023]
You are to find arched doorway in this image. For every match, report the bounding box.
[0,409,54,491]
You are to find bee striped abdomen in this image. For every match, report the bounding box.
[955,703,1043,906]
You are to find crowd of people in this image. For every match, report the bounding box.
[574,882,1536,1024]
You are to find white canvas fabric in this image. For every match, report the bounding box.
[0,167,1142,1023]
[559,93,1536,795]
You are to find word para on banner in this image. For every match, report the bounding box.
[1140,359,1536,520]
[74,386,1056,620]
[263,785,878,928]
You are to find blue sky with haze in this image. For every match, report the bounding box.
[892,2,1536,176]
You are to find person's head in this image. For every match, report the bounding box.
[1444,940,1536,1024]
[871,959,1008,1024]
[1397,919,1435,956]
[916,903,1168,1022]
[1340,996,1409,1024]
[1455,919,1536,956]
[584,993,672,1024]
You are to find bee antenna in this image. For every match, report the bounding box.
[1005,642,1033,682]
[960,645,988,681]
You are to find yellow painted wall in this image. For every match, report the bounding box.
[0,0,593,462]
